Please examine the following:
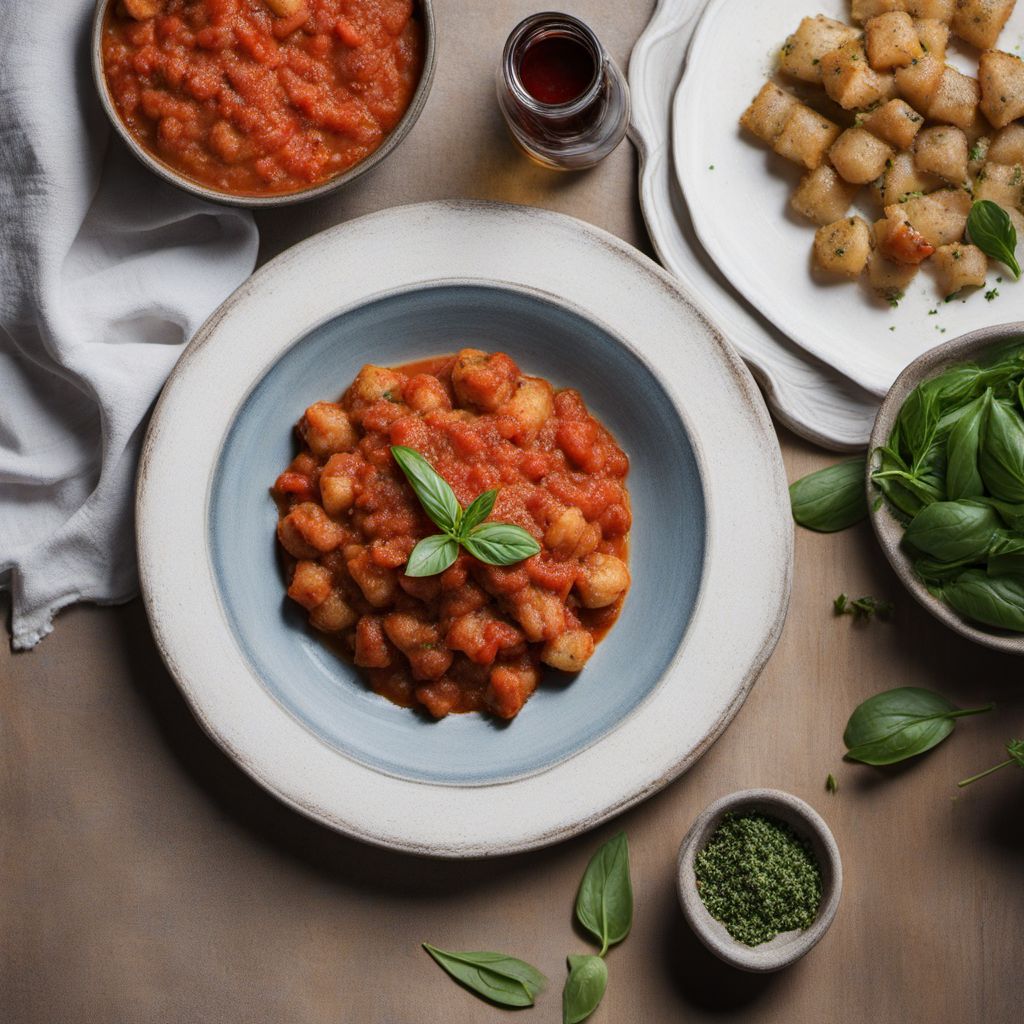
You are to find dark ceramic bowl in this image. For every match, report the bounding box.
[90,0,436,207]
[868,322,1024,655]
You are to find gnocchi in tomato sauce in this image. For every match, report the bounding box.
[272,350,631,720]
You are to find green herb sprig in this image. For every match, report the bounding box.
[843,687,994,766]
[563,832,632,1023]
[968,199,1021,281]
[958,738,1024,787]
[391,446,540,576]
[789,459,868,532]
[834,593,893,620]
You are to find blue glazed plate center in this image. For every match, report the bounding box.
[208,284,705,785]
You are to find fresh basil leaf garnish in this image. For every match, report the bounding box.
[391,445,461,534]
[789,459,868,532]
[405,534,459,578]
[462,522,541,566]
[459,488,498,534]
[390,447,541,576]
[574,832,632,956]
[562,954,608,1024]
[967,199,1021,281]
[422,944,546,1007]
[843,687,993,766]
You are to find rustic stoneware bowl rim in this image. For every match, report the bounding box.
[90,0,436,208]
[676,787,842,973]
[867,321,1024,656]
[135,200,792,857]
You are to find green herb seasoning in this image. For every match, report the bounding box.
[694,812,822,947]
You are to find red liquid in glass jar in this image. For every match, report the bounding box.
[518,35,596,105]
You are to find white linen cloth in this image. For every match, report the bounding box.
[1,3,258,648]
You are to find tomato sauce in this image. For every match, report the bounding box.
[101,0,423,196]
[272,351,631,721]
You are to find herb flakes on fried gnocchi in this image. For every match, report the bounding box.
[739,0,1023,302]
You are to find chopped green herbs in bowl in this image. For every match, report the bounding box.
[676,789,842,973]
[868,324,1024,654]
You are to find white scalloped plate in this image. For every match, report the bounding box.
[674,0,1024,398]
[629,0,880,450]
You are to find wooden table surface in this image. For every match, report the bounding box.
[3,2,1022,1021]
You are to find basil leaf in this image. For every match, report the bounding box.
[458,489,498,535]
[789,459,867,532]
[913,555,977,584]
[976,496,1024,531]
[986,532,1024,575]
[575,832,632,955]
[844,687,994,766]
[902,500,1001,563]
[422,944,546,1008]
[462,522,541,566]
[391,445,461,534]
[562,955,608,1024]
[979,398,1024,503]
[945,392,988,500]
[405,534,459,578]
[968,199,1021,280]
[942,569,1024,631]
[895,385,941,471]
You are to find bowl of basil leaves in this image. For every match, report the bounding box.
[869,323,1024,653]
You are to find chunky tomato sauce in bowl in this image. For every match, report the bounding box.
[92,0,434,205]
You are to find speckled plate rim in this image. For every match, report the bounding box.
[868,322,1024,655]
[91,0,437,208]
[136,200,793,857]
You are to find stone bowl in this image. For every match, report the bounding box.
[676,788,842,972]
[867,322,1024,655]
[91,0,436,207]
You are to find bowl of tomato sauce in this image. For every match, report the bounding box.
[92,0,435,206]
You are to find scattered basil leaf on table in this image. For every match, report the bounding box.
[958,738,1024,787]
[789,459,868,532]
[967,199,1022,280]
[826,772,838,794]
[834,593,893,621]
[574,831,633,956]
[843,687,994,766]
[562,955,608,1024]
[391,446,540,575]
[421,945,547,1008]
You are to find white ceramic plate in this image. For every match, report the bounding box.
[674,0,1024,398]
[630,0,880,450]
[137,200,792,857]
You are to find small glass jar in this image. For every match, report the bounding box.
[496,12,630,172]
